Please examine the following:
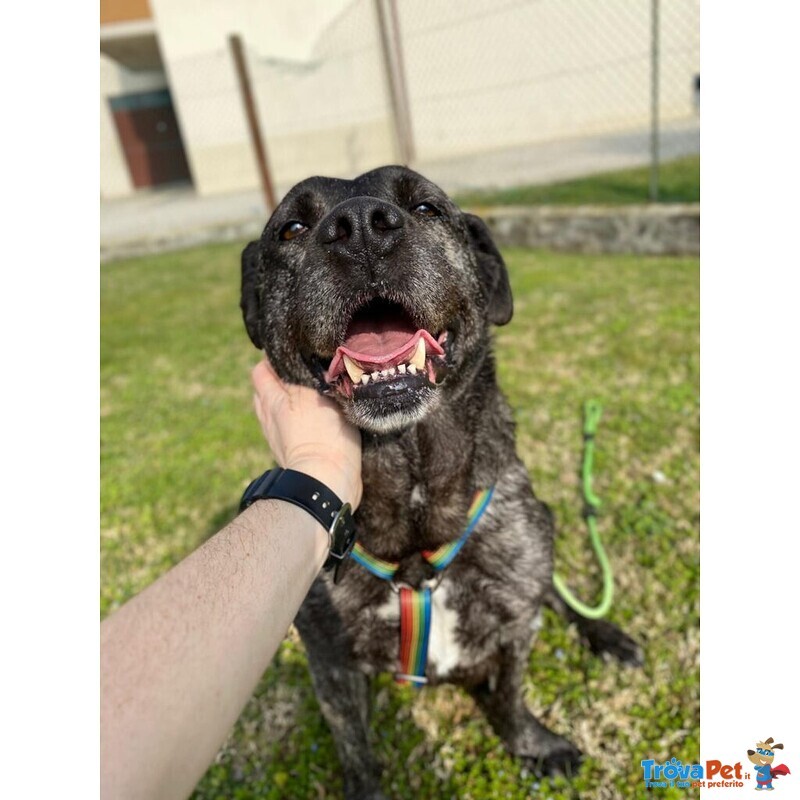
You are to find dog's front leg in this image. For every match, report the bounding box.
[302,643,386,800]
[469,639,582,778]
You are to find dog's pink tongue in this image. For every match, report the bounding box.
[342,329,413,360]
[340,313,417,361]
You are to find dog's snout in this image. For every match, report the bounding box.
[318,197,404,259]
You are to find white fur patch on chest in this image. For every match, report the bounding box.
[374,595,398,622]
[426,582,462,677]
[371,581,463,678]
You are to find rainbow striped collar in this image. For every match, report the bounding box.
[348,486,494,686]
[350,487,494,579]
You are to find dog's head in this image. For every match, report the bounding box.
[241,165,512,434]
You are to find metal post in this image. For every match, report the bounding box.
[375,0,412,165]
[229,33,277,213]
[649,0,660,202]
[388,0,415,164]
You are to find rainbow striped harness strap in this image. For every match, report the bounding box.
[349,487,494,686]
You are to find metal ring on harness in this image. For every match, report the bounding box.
[389,572,444,594]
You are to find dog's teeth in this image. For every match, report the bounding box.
[360,374,370,385]
[398,363,407,374]
[410,338,426,370]
[408,364,417,375]
[343,355,363,384]
[387,366,396,376]
[371,371,381,382]
[380,369,389,377]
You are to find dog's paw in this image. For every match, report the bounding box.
[521,740,583,778]
[581,619,644,667]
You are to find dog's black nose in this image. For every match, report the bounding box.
[318,197,404,259]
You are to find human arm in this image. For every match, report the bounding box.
[100,358,361,800]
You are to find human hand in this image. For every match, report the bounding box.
[251,357,362,510]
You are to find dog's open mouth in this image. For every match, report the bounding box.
[323,299,448,399]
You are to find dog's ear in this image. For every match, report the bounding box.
[241,240,264,349]
[465,214,513,326]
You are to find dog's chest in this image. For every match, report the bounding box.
[342,443,541,682]
[338,556,533,686]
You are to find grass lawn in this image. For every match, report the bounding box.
[101,241,699,799]
[454,155,699,208]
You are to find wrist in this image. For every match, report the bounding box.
[243,499,330,570]
[285,456,361,511]
[238,467,358,580]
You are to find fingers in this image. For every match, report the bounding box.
[252,356,292,420]
[253,355,338,418]
[251,355,283,398]
[248,355,362,507]
[252,392,265,428]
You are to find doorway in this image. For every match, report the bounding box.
[110,89,192,188]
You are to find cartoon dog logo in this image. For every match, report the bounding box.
[747,737,791,791]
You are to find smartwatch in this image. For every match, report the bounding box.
[239,467,356,582]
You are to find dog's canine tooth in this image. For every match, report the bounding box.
[410,338,426,370]
[371,371,381,382]
[360,374,370,385]
[398,363,407,374]
[343,354,364,384]
[408,363,417,375]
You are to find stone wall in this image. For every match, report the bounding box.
[478,204,699,256]
[101,201,700,262]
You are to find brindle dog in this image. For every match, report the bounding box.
[241,166,641,799]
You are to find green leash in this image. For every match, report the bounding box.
[553,400,614,619]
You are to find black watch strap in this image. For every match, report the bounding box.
[239,467,356,581]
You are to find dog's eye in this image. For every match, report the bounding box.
[412,202,440,218]
[279,221,309,241]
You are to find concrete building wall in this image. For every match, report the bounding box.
[100,54,169,198]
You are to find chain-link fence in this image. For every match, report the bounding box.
[101,0,699,214]
[237,0,699,201]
